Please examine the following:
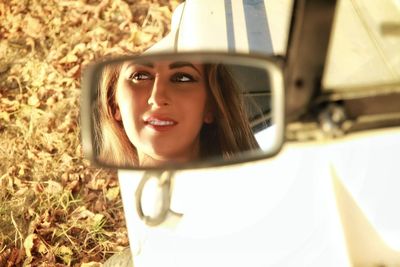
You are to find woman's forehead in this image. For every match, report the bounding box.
[122,60,204,72]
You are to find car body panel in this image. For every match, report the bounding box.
[118,126,400,266]
[113,0,400,265]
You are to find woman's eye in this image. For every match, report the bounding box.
[171,73,196,83]
[129,72,152,81]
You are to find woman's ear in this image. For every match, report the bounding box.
[114,107,122,121]
[204,111,214,124]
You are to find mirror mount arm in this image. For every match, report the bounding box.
[135,170,183,227]
[284,0,337,122]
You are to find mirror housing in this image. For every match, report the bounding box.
[81,52,285,170]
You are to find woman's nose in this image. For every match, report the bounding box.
[147,77,170,107]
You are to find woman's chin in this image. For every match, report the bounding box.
[138,151,196,167]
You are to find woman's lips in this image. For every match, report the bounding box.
[144,116,178,132]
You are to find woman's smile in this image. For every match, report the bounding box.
[143,115,178,132]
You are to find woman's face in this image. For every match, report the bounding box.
[114,61,213,166]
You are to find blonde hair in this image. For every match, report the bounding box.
[95,62,260,166]
[201,64,260,158]
[95,63,138,166]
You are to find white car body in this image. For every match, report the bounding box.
[118,0,400,266]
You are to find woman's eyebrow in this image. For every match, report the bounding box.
[169,62,201,74]
[126,62,154,69]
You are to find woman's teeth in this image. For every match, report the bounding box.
[148,119,175,126]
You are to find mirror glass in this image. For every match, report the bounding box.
[82,53,284,169]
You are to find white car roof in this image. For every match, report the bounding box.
[149,0,400,90]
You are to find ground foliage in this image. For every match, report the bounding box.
[0,0,180,265]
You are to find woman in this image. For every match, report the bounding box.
[95,58,260,167]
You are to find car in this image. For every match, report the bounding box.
[81,0,400,266]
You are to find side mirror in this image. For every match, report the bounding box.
[81,52,285,169]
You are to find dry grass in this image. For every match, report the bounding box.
[0,0,180,265]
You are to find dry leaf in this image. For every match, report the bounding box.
[67,64,80,77]
[59,53,78,64]
[72,206,95,220]
[24,15,43,38]
[60,153,73,164]
[15,187,29,196]
[27,150,36,160]
[55,245,73,265]
[133,31,153,45]
[18,167,25,176]
[156,6,172,19]
[23,234,36,258]
[37,241,47,254]
[13,176,23,188]
[92,214,105,227]
[94,198,105,212]
[87,178,106,190]
[81,262,102,267]
[65,180,79,192]
[71,43,86,55]
[44,181,63,195]
[106,187,120,202]
[0,111,10,122]
[27,93,40,107]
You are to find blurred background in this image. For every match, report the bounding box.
[0,0,180,265]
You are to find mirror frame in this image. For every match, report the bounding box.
[81,52,285,170]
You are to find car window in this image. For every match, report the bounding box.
[264,0,294,55]
[323,0,400,90]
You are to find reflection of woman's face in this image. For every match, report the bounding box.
[115,61,212,166]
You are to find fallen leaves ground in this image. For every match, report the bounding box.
[0,0,179,266]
